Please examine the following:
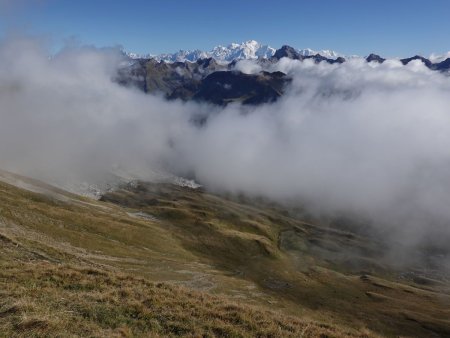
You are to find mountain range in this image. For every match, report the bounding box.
[118,43,450,107]
[126,40,450,64]
[126,40,342,62]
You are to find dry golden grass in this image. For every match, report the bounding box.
[102,183,450,337]
[0,237,370,337]
[0,173,449,337]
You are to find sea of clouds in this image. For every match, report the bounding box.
[2,35,450,257]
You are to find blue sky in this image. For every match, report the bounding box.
[1,0,449,57]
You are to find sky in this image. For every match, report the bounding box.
[1,0,450,58]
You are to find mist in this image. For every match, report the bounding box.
[2,35,450,254]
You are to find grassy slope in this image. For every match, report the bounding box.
[101,182,450,337]
[0,175,371,337]
[0,241,358,337]
[0,172,449,337]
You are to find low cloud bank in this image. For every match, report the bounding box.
[2,36,450,254]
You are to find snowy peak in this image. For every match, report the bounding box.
[210,40,276,61]
[154,40,276,62]
[297,48,341,59]
[155,49,210,63]
[126,41,342,63]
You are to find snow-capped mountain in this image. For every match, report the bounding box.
[296,48,341,59]
[150,40,276,62]
[126,41,342,63]
[207,40,275,61]
[153,49,210,63]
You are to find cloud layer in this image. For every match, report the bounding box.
[2,36,450,253]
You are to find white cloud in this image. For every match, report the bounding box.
[233,59,262,74]
[2,36,450,257]
[429,51,450,63]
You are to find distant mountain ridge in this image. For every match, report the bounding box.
[118,44,450,107]
[126,40,342,62]
[126,41,450,68]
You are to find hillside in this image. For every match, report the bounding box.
[0,170,449,337]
